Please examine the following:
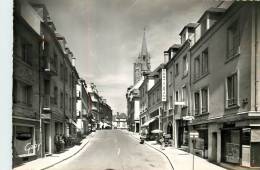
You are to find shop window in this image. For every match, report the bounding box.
[14,125,35,156]
[226,73,238,107]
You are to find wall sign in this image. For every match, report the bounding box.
[162,69,167,102]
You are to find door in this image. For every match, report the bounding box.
[44,123,50,154]
[212,132,217,162]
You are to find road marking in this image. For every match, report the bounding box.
[117,148,120,156]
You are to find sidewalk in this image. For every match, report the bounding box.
[126,131,227,170]
[13,133,95,170]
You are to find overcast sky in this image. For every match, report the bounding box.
[34,0,219,114]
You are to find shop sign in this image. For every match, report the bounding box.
[189,130,199,138]
[161,69,166,102]
[16,132,32,141]
[24,143,41,154]
[183,116,194,121]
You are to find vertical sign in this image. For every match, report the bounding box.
[162,69,167,101]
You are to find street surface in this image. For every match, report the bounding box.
[49,130,172,170]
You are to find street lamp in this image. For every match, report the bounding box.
[189,130,199,170]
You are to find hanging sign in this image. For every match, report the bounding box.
[162,69,167,102]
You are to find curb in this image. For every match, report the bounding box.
[42,136,92,170]
[127,132,174,170]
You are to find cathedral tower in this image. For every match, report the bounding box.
[133,29,151,84]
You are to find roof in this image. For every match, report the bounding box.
[140,28,148,56]
[198,7,226,22]
[168,44,181,51]
[179,23,199,35]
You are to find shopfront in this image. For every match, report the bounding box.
[177,120,189,148]
[193,124,208,158]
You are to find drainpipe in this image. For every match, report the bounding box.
[254,3,259,111]
[39,34,44,158]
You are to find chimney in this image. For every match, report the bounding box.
[163,51,169,64]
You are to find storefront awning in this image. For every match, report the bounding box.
[141,117,158,127]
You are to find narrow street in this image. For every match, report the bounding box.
[49,130,172,170]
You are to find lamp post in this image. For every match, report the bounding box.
[189,130,199,170]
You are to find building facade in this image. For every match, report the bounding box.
[13,0,79,165]
[160,2,260,168]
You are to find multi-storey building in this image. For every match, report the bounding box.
[13,0,79,165]
[76,78,92,135]
[13,0,42,164]
[113,113,128,129]
[161,2,260,168]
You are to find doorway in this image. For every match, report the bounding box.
[44,123,50,155]
[212,132,218,162]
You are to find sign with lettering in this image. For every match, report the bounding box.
[24,143,41,155]
[161,69,167,102]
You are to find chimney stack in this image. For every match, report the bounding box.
[163,51,169,64]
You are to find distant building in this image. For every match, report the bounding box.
[126,29,151,133]
[76,78,92,135]
[133,29,151,84]
[113,113,128,129]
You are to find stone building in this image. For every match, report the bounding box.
[13,0,79,165]
[161,2,260,168]
[76,78,92,135]
[13,0,42,164]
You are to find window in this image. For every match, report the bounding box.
[53,52,58,71]
[194,92,200,115]
[175,90,179,102]
[175,63,179,77]
[54,87,58,105]
[13,125,35,156]
[21,83,32,106]
[169,96,173,109]
[60,64,63,80]
[194,56,200,80]
[182,86,187,104]
[227,21,240,58]
[202,49,208,74]
[22,43,32,66]
[169,71,173,84]
[201,88,208,113]
[183,55,188,76]
[226,73,238,107]
[60,92,64,109]
[13,80,18,103]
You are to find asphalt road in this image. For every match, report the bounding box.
[49,130,172,170]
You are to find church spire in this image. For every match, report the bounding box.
[141,27,148,56]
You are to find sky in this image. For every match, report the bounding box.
[33,0,219,114]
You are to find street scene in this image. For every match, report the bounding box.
[11,0,260,170]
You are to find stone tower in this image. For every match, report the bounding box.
[133,29,151,84]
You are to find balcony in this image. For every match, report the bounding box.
[44,58,57,76]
